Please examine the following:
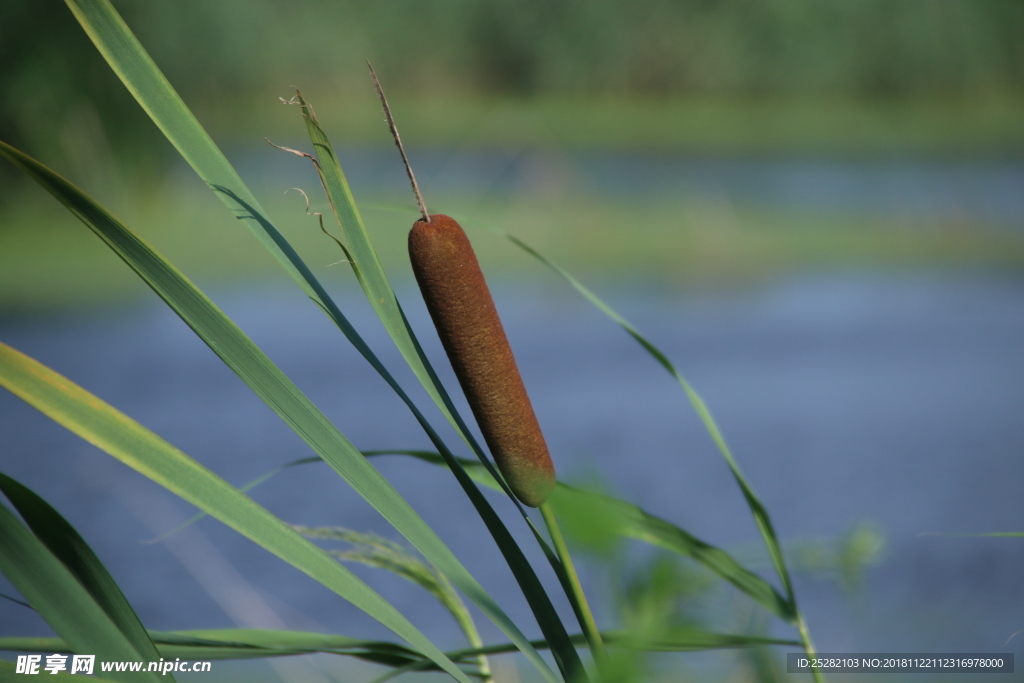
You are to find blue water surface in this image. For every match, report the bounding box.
[1,270,1022,680]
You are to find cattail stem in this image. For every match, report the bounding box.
[540,502,607,667]
[797,614,825,683]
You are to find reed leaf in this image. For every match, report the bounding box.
[205,451,792,621]
[294,527,479,647]
[375,627,802,679]
[0,473,163,664]
[287,93,479,450]
[496,229,800,615]
[363,452,793,621]
[0,499,163,682]
[1,625,799,662]
[0,339,475,682]
[0,630,426,668]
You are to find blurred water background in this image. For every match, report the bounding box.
[2,2,1023,681]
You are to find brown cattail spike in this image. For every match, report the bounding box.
[410,214,556,507]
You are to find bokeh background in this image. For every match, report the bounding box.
[2,1,1023,681]
[3,0,1024,306]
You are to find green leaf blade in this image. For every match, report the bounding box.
[0,339,470,683]
[0,502,163,683]
[0,473,163,664]
[356,451,792,620]
[500,229,800,619]
[0,630,427,668]
[64,0,303,289]
[293,94,469,444]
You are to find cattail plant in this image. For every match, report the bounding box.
[0,7,825,682]
[368,64,556,508]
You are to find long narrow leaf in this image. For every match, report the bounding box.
[63,0,328,310]
[289,94,490,463]
[0,340,471,683]
[362,452,793,620]
[0,630,425,669]
[0,503,162,683]
[549,486,794,621]
[2,626,799,666]
[143,457,321,545]
[497,228,800,617]
[378,626,803,680]
[204,452,792,621]
[0,473,163,664]
[160,629,422,662]
[448,630,800,658]
[60,1,404,439]
[0,637,419,668]
[608,628,801,652]
[0,140,537,682]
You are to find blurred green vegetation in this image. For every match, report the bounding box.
[2,0,1023,311]
[6,175,1022,312]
